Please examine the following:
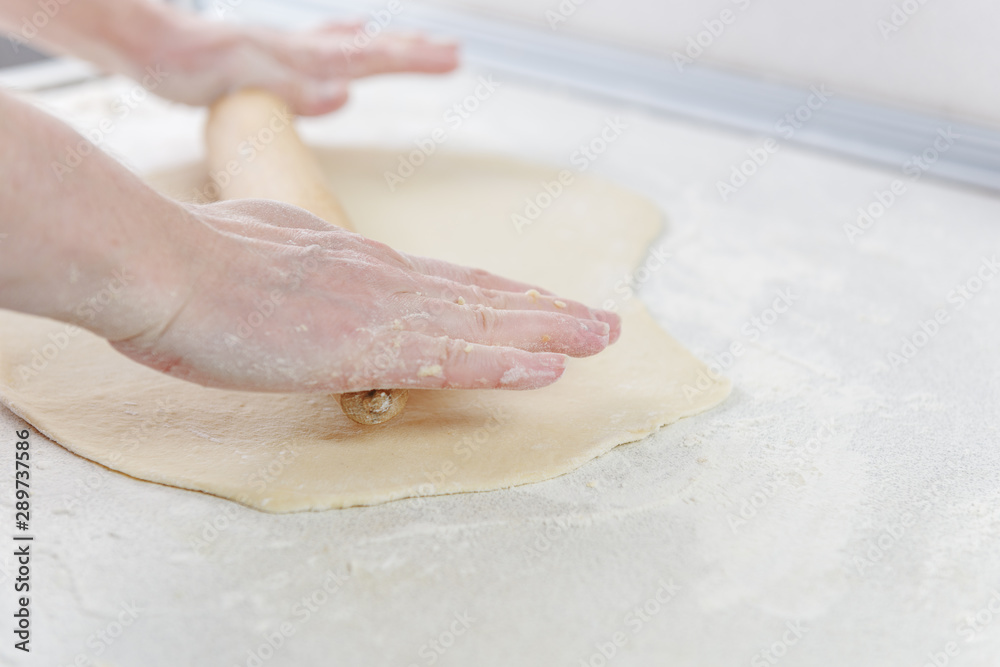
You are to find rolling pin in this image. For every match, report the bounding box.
[205,89,408,425]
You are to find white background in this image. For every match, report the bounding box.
[419,0,1000,128]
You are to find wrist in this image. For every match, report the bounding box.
[71,199,211,343]
[0,89,209,344]
[0,192,207,345]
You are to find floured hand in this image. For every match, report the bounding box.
[139,19,459,115]
[0,0,457,116]
[110,200,621,393]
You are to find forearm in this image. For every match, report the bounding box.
[0,0,191,78]
[0,88,200,340]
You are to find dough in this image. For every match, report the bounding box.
[0,150,729,512]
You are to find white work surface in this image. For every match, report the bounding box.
[2,69,999,667]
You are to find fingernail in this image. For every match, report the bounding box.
[591,311,622,344]
[608,323,622,344]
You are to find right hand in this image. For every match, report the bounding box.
[109,199,621,394]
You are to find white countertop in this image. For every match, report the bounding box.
[1,68,999,666]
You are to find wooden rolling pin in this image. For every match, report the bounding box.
[205,89,408,425]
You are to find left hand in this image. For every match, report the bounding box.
[136,17,458,115]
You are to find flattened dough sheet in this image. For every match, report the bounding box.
[0,150,729,511]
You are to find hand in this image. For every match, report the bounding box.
[0,0,457,114]
[141,18,459,115]
[111,200,621,394]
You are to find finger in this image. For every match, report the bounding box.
[349,41,459,78]
[315,20,365,35]
[286,31,458,80]
[414,274,610,323]
[347,332,566,391]
[404,256,621,343]
[404,254,557,296]
[264,77,350,117]
[449,284,622,346]
[600,311,621,344]
[400,299,610,357]
[325,31,458,78]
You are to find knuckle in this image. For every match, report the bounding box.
[437,281,463,302]
[468,267,492,283]
[471,306,499,335]
[467,284,497,303]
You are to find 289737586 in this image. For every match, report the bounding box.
[13,428,33,653]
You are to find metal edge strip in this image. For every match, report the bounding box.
[255,0,1000,193]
